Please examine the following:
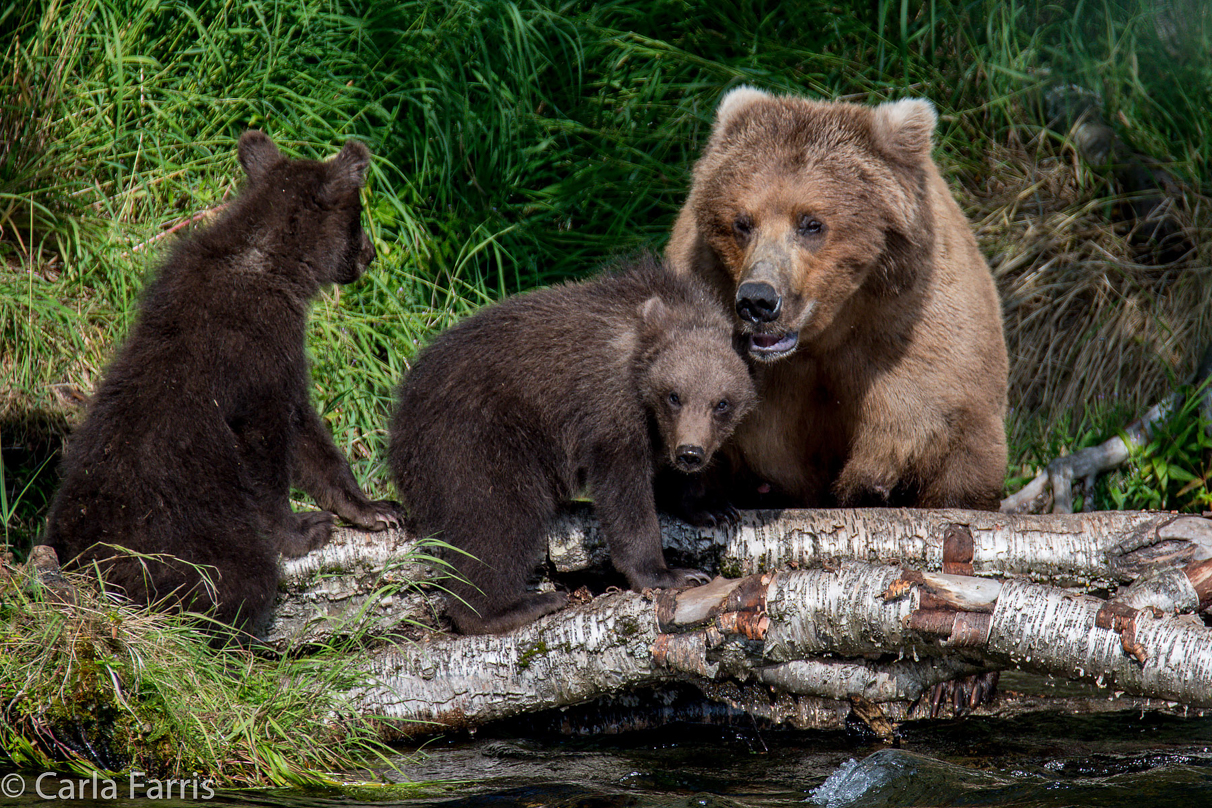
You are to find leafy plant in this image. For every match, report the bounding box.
[1110,381,1212,512]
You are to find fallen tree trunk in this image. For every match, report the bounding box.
[269,508,1212,645]
[354,559,1212,737]
[260,509,1212,737]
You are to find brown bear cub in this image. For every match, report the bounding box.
[43,131,398,633]
[389,255,756,635]
[667,87,1008,511]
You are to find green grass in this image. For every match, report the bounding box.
[0,554,428,788]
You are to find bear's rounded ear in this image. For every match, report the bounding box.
[237,130,281,183]
[714,85,770,134]
[326,139,372,196]
[871,98,937,161]
[639,295,672,332]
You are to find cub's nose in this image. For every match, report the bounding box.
[735,281,781,323]
[675,444,705,471]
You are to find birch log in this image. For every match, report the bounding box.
[352,559,1212,736]
[258,509,1212,735]
[353,592,664,730]
[268,530,443,645]
[270,508,1212,646]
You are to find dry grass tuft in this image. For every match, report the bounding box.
[966,139,1212,446]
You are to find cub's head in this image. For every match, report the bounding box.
[638,297,756,473]
[236,130,376,287]
[688,87,937,361]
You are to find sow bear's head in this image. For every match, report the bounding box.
[236,130,376,287]
[688,87,936,362]
[638,297,756,473]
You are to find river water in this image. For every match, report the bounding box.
[8,694,1212,806]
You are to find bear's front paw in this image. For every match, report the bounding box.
[669,567,712,587]
[280,510,336,557]
[343,500,403,531]
[364,500,404,531]
[635,567,711,590]
[835,464,899,508]
[680,499,740,529]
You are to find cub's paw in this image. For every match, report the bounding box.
[364,500,404,531]
[921,671,1000,718]
[656,473,739,528]
[681,500,740,529]
[342,500,404,532]
[634,567,712,590]
[280,511,335,557]
[669,567,712,587]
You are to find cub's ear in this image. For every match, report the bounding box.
[713,85,770,135]
[237,130,281,182]
[871,98,937,162]
[325,139,372,198]
[639,295,672,332]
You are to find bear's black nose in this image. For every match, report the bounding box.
[676,445,705,470]
[736,281,781,323]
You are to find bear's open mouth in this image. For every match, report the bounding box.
[749,331,799,359]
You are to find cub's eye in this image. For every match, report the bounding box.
[668,392,681,407]
[732,214,754,239]
[797,215,824,237]
[715,399,731,414]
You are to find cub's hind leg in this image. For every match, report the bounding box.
[442,496,568,635]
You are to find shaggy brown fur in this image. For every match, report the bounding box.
[667,88,1008,510]
[388,256,755,634]
[43,131,398,633]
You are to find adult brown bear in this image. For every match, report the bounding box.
[667,87,1008,511]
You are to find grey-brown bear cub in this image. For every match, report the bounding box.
[43,131,398,633]
[388,255,756,634]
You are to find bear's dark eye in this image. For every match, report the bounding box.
[732,214,753,240]
[715,399,730,414]
[668,392,681,408]
[797,215,824,237]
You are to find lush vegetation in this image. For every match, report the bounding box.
[0,558,390,787]
[1,0,1210,780]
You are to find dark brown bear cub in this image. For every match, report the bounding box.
[43,131,398,633]
[389,256,756,635]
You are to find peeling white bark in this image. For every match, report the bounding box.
[1111,568,1201,615]
[753,657,987,703]
[279,509,1212,640]
[707,509,1211,586]
[353,592,663,728]
[346,558,1212,736]
[267,528,442,645]
[761,563,919,659]
[988,579,1212,703]
[254,509,1212,735]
